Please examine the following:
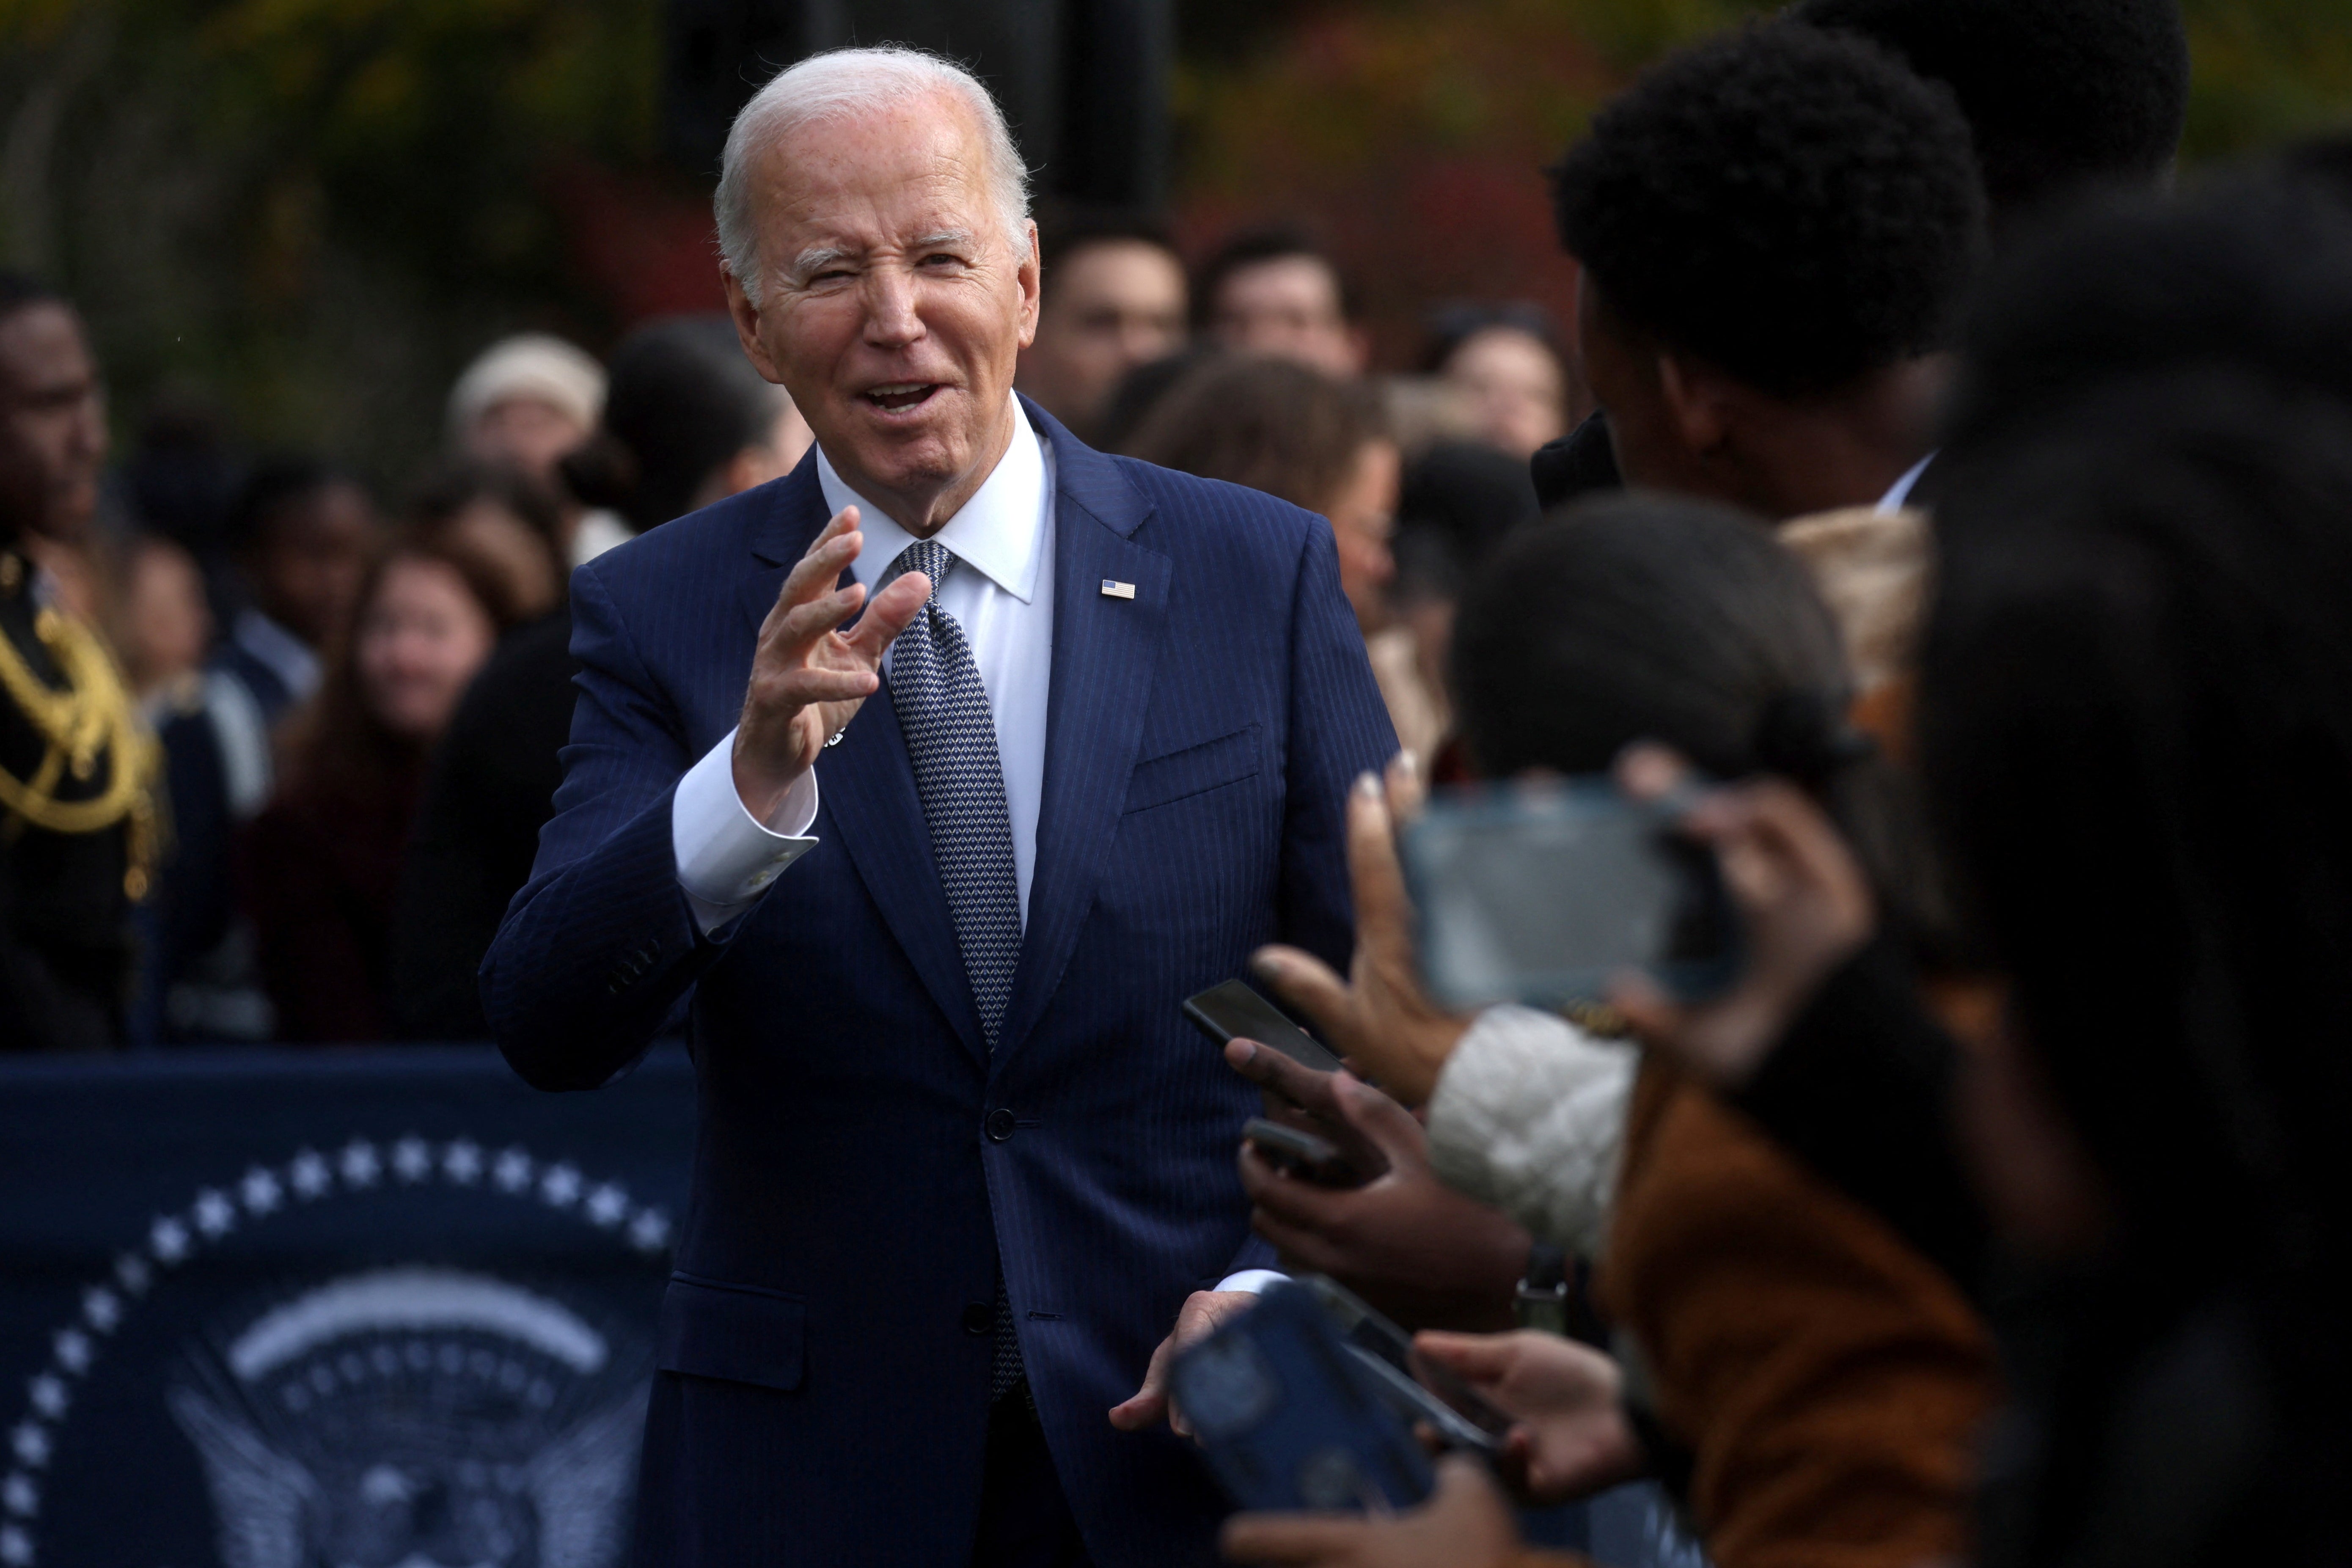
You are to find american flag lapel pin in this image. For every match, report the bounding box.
[1100,579,1136,600]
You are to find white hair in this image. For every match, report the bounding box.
[715,45,1033,307]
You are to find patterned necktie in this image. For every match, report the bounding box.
[883,540,1028,1401]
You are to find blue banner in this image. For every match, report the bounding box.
[0,1046,694,1568]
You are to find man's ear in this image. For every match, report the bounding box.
[722,266,786,384]
[1014,219,1042,351]
[1656,351,1731,459]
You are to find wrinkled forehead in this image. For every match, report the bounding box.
[750,92,1006,253]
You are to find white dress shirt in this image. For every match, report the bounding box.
[671,396,1056,933]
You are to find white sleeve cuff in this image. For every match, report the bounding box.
[1425,1005,1637,1262]
[672,727,820,933]
[1215,1269,1289,1296]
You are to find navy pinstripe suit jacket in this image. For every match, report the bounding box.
[482,401,1396,1566]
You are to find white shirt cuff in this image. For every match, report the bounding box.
[672,727,820,933]
[1215,1269,1289,1296]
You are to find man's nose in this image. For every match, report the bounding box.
[861,267,926,347]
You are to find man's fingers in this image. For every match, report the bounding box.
[1614,742,1693,803]
[1108,1336,1174,1431]
[1330,1073,1427,1166]
[770,583,872,658]
[1411,1330,1521,1386]
[1220,1513,1365,1565]
[1238,1145,1351,1228]
[763,515,864,630]
[1223,1037,1342,1114]
[1247,1199,1348,1277]
[841,568,930,666]
[1342,775,1414,956]
[768,666,881,707]
[1249,945,1353,1046]
[1383,749,1426,823]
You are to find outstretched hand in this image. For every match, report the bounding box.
[1412,1331,1646,1505]
[1241,1072,1526,1332]
[1250,756,1473,1108]
[731,506,932,822]
[1110,1289,1261,1436]
[1605,743,1875,1090]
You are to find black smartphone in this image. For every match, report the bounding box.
[1296,1275,1514,1451]
[1171,1280,1436,1513]
[1241,1116,1359,1187]
[1400,779,1741,1010]
[1183,979,1344,1074]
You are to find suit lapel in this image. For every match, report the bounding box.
[995,403,1169,1063]
[740,455,989,1063]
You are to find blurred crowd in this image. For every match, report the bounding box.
[11,0,2352,1561]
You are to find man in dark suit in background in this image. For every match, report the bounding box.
[482,44,1394,1568]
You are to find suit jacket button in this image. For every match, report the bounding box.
[961,1301,993,1336]
[985,1108,1017,1143]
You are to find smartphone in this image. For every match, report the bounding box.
[1183,979,1344,1074]
[1171,1280,1436,1513]
[1242,1116,1360,1187]
[1400,779,1739,1011]
[1296,1274,1514,1452]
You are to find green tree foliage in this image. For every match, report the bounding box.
[0,0,658,484]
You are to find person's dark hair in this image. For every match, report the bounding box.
[1122,355,1388,513]
[281,527,531,809]
[1193,225,1362,332]
[406,457,566,620]
[1417,302,1565,377]
[1550,21,1984,397]
[1944,175,2352,458]
[1092,349,1208,455]
[1390,441,1541,605]
[1452,496,1936,933]
[227,456,366,556]
[1792,0,2188,224]
[557,316,780,534]
[1454,497,1850,783]
[1038,206,1181,305]
[0,270,62,327]
[1920,370,2352,1546]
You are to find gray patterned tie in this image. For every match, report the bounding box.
[883,539,1027,1400]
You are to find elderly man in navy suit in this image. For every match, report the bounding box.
[483,44,1393,1568]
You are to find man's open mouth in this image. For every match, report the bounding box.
[864,383,942,413]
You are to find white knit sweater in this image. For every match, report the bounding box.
[1423,1006,1637,1262]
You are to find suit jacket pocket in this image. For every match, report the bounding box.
[1123,724,1262,815]
[656,1272,806,1391]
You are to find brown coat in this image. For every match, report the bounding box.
[1600,1059,1997,1568]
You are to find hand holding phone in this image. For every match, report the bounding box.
[1242,1117,1360,1187]
[1184,979,1344,1073]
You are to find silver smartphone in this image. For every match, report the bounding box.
[1400,779,1739,1010]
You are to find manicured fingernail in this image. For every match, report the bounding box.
[1395,749,1417,781]
[1354,772,1381,800]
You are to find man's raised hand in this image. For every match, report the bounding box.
[731,506,931,822]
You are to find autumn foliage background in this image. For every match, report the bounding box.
[3,0,2350,482]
